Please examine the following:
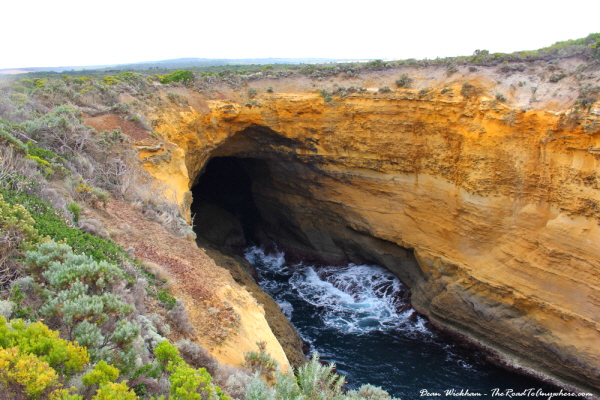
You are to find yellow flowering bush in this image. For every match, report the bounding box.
[0,317,92,399]
[91,382,137,400]
[102,76,121,86]
[82,360,119,386]
[0,316,89,376]
[0,346,60,397]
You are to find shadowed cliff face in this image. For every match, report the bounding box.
[141,88,600,394]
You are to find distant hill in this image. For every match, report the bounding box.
[113,57,360,70]
[0,57,361,75]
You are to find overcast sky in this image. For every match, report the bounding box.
[1,0,598,69]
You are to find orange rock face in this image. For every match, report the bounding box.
[143,86,600,394]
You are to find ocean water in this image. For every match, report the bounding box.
[244,246,565,400]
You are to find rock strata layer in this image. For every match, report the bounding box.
[142,86,600,394]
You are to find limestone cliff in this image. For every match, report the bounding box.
[136,71,600,394]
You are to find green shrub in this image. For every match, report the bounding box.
[24,154,49,167]
[21,105,93,157]
[244,377,275,400]
[366,59,386,68]
[0,316,89,376]
[170,363,216,400]
[542,32,600,51]
[347,86,366,94]
[446,64,458,75]
[153,341,230,399]
[157,289,178,310]
[90,382,137,400]
[161,71,194,85]
[244,341,278,381]
[26,241,139,373]
[378,86,392,93]
[90,187,110,204]
[26,142,62,161]
[67,202,82,222]
[295,352,345,399]
[154,340,181,368]
[318,89,333,103]
[167,92,179,103]
[245,351,400,400]
[461,82,481,98]
[24,155,55,178]
[346,384,400,399]
[395,74,413,88]
[498,63,526,74]
[82,360,120,386]
[32,242,124,289]
[0,189,127,264]
[0,120,28,152]
[578,85,600,109]
[8,284,33,318]
[549,72,567,83]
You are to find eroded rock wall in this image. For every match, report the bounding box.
[143,87,600,393]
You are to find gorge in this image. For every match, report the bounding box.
[134,70,600,396]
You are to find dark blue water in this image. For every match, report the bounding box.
[244,247,570,400]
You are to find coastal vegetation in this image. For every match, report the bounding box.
[1,33,599,398]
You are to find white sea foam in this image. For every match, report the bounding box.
[245,246,433,335]
[290,263,410,333]
[277,300,294,319]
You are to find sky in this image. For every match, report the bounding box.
[1,0,598,69]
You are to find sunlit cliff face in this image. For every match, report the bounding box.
[139,88,600,395]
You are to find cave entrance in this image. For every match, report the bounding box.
[190,156,265,254]
[190,150,414,267]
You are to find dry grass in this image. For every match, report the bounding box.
[140,260,173,285]
[176,339,218,374]
[167,300,195,336]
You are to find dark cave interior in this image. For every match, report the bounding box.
[190,156,264,252]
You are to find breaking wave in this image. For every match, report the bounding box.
[245,246,430,335]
